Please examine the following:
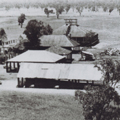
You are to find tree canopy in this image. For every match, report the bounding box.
[95,59,120,86]
[75,85,120,120]
[65,4,71,13]
[44,8,54,17]
[18,13,26,28]
[0,28,7,45]
[24,19,53,47]
[84,30,96,47]
[51,2,64,19]
[75,59,120,120]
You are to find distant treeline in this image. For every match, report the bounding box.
[0,0,120,15]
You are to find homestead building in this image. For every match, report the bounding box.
[17,63,103,88]
[6,50,103,88]
[53,19,99,47]
[6,50,66,73]
[39,35,80,51]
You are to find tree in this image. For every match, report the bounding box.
[23,19,53,47]
[65,4,71,14]
[103,6,108,12]
[44,8,54,18]
[0,28,7,53]
[117,8,120,15]
[75,85,120,120]
[0,28,7,45]
[109,7,114,15]
[18,13,26,28]
[52,2,64,19]
[92,6,95,12]
[117,4,120,15]
[95,59,120,86]
[84,30,96,47]
[75,59,120,120]
[76,5,83,16]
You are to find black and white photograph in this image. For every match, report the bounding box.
[0,0,120,119]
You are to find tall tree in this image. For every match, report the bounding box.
[24,19,53,47]
[18,13,26,28]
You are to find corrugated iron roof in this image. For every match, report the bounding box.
[40,35,79,47]
[46,46,72,55]
[82,51,94,56]
[17,63,103,81]
[53,25,91,37]
[7,50,65,63]
[53,24,68,35]
[69,26,90,37]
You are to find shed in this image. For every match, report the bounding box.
[17,63,103,88]
[46,46,72,63]
[40,35,80,51]
[81,51,95,61]
[6,50,66,73]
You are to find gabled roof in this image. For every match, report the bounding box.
[7,50,65,63]
[53,24,91,37]
[40,35,79,47]
[17,63,103,81]
[46,46,72,55]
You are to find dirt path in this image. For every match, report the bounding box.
[0,79,76,96]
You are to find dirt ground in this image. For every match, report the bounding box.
[0,65,76,96]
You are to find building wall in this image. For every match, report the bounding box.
[72,35,99,47]
[3,39,20,46]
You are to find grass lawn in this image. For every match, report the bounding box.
[0,90,84,120]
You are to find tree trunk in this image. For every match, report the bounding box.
[21,23,22,28]
[79,12,81,16]
[56,12,59,19]
[119,9,120,15]
[47,13,49,18]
